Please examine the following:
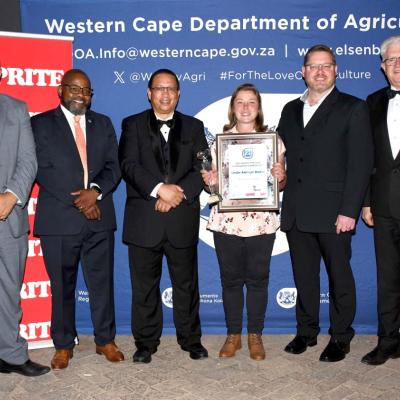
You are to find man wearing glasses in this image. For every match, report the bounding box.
[119,68,208,363]
[278,45,373,362]
[362,35,400,365]
[31,69,123,370]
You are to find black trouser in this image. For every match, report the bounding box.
[374,215,400,351]
[286,224,355,344]
[41,228,116,349]
[129,240,201,350]
[213,231,275,334]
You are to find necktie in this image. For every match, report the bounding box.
[73,115,88,188]
[387,88,400,99]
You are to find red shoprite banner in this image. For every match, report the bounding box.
[0,32,73,347]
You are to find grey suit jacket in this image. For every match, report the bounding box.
[0,94,37,238]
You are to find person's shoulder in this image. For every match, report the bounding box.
[122,109,150,124]
[336,89,365,106]
[86,108,113,123]
[175,110,203,127]
[0,93,27,109]
[30,107,58,122]
[366,87,387,103]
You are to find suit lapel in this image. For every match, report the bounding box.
[54,106,84,171]
[168,112,182,175]
[147,110,165,175]
[377,92,395,162]
[292,99,304,131]
[303,87,339,136]
[85,111,95,176]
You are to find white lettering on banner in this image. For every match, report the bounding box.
[297,44,380,57]
[28,239,42,257]
[132,17,183,35]
[344,13,400,32]
[28,197,37,216]
[0,67,63,87]
[20,281,51,299]
[190,16,310,34]
[20,322,51,340]
[45,18,126,34]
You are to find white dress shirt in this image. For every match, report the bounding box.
[387,87,400,159]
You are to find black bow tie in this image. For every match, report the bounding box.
[157,119,174,128]
[387,88,400,99]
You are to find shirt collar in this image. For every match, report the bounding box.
[60,104,86,122]
[300,86,335,106]
[153,111,174,121]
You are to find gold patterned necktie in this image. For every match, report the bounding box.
[73,115,88,188]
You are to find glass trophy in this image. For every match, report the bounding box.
[197,148,222,206]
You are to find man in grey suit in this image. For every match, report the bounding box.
[0,67,50,376]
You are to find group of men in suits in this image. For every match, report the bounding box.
[1,34,400,376]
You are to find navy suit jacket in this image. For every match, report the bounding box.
[119,109,208,248]
[365,87,400,219]
[31,106,121,235]
[278,87,373,233]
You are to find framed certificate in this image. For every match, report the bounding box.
[216,132,279,212]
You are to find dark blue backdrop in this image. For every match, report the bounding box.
[20,0,399,336]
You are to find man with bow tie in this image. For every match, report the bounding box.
[31,69,124,370]
[119,68,209,363]
[362,35,400,365]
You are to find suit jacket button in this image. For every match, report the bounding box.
[297,178,302,183]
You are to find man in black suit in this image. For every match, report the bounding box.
[362,35,400,365]
[119,69,208,363]
[278,45,373,362]
[31,69,124,370]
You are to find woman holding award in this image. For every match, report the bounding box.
[201,83,286,360]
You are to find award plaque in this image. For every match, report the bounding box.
[216,132,279,212]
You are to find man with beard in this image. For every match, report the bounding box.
[31,69,123,370]
[278,45,373,362]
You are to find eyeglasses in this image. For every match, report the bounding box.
[305,63,336,71]
[61,84,93,96]
[151,86,179,93]
[383,56,400,66]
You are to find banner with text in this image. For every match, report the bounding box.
[0,31,72,347]
[20,0,398,336]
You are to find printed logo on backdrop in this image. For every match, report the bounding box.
[162,287,222,308]
[162,287,174,308]
[195,93,299,255]
[276,288,330,309]
[276,288,297,309]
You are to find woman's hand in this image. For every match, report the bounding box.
[271,161,286,190]
[271,161,286,182]
[201,169,218,187]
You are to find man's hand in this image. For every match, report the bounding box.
[362,207,374,227]
[0,192,18,220]
[157,184,184,208]
[82,204,102,220]
[335,214,356,234]
[155,198,172,213]
[71,189,98,212]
